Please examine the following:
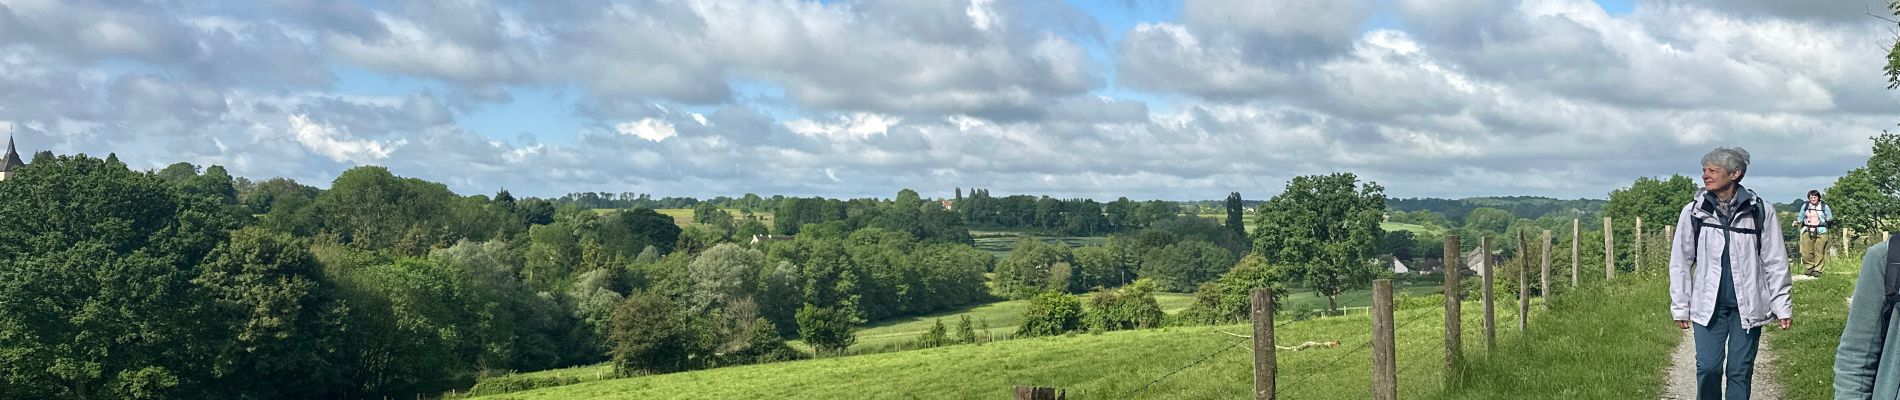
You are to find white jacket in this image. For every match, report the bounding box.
[1667,187,1793,329]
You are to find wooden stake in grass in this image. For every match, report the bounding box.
[1443,235,1462,388]
[1371,279,1397,400]
[1481,236,1495,352]
[1572,218,1580,288]
[1252,287,1276,400]
[1604,217,1614,280]
[1635,217,1644,272]
[1516,230,1528,333]
[1541,230,1552,310]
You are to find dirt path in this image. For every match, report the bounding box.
[1662,326,1786,400]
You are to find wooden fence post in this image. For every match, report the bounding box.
[1012,386,1065,400]
[1665,225,1676,266]
[1571,218,1580,288]
[1516,230,1528,333]
[1443,235,1462,388]
[1604,217,1614,280]
[1372,279,1397,400]
[1481,237,1495,352]
[1635,217,1644,272]
[1540,230,1552,310]
[1253,288,1276,400]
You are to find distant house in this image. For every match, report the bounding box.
[1392,258,1412,274]
[0,136,25,182]
[749,234,794,246]
[940,199,955,211]
[1466,248,1502,280]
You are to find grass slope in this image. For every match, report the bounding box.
[471,291,1541,399]
[1426,271,1676,399]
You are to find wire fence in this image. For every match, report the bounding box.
[1106,218,1658,400]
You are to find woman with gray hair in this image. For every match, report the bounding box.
[1668,146,1794,400]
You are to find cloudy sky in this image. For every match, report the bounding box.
[1,0,1895,202]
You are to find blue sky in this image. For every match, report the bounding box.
[0,0,1893,201]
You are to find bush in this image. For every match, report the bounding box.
[464,375,582,397]
[914,319,950,348]
[1174,254,1287,326]
[609,291,702,376]
[1018,291,1083,337]
[796,304,858,355]
[955,315,979,344]
[1082,279,1165,332]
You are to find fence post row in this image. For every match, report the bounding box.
[1371,279,1397,400]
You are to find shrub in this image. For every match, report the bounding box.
[1082,279,1165,332]
[1018,292,1083,337]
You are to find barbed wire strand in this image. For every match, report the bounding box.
[1122,338,1250,399]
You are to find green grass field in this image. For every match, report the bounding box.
[1381,221,1445,236]
[1426,271,1675,399]
[1766,255,1862,400]
[470,293,1536,400]
[802,293,1198,356]
[970,234,1108,258]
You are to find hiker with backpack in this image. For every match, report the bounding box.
[1669,147,1794,400]
[1832,238,1900,398]
[1795,189,1834,277]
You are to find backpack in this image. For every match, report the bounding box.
[1878,235,1900,343]
[1689,193,1765,256]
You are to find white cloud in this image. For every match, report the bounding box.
[784,113,902,140]
[288,114,402,163]
[614,118,676,142]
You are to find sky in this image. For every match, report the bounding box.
[0,0,1896,202]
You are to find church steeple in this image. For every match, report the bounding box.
[1,135,25,177]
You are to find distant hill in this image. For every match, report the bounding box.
[1386,196,1605,222]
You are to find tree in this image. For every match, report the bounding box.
[1601,175,1696,270]
[796,304,858,356]
[955,315,979,344]
[693,202,734,231]
[686,244,767,315]
[610,291,702,375]
[1138,239,1236,292]
[1017,291,1083,337]
[992,237,1073,299]
[1226,192,1245,238]
[1177,254,1288,325]
[193,227,353,399]
[1828,167,1895,234]
[0,153,233,399]
[1252,173,1386,313]
[915,319,950,348]
[1082,279,1165,332]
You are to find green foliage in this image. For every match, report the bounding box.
[0,153,233,399]
[1224,192,1245,238]
[1070,244,1138,291]
[915,319,951,348]
[193,227,353,398]
[1138,239,1236,292]
[693,202,735,230]
[1016,291,1083,337]
[1462,207,1514,233]
[795,304,858,356]
[955,315,979,344]
[1176,254,1288,325]
[993,236,1074,298]
[610,291,703,376]
[1252,173,1386,312]
[1082,279,1165,332]
[466,374,582,398]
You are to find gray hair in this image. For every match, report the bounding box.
[1701,147,1750,180]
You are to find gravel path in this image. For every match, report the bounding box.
[1662,326,1786,400]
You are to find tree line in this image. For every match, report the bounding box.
[0,154,992,399]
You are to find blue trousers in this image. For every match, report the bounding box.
[1694,306,1761,400]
